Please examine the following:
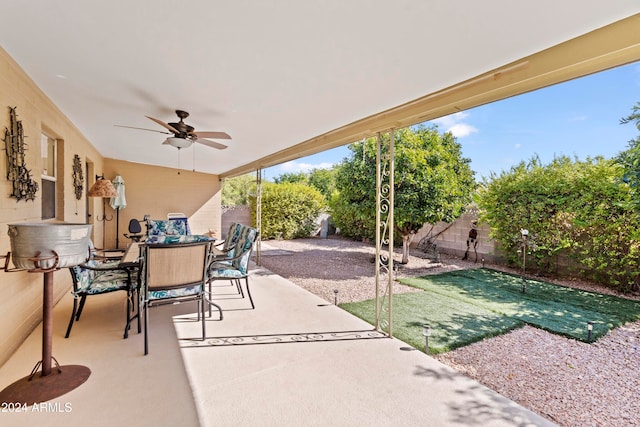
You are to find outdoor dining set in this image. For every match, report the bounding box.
[65,217,259,355]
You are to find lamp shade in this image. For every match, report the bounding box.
[87,178,119,198]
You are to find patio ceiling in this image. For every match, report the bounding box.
[0,2,639,178]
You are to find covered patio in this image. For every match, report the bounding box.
[1,3,640,425]
[0,261,553,426]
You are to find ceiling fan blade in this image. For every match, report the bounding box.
[194,138,228,150]
[146,115,180,134]
[115,124,171,135]
[191,131,232,140]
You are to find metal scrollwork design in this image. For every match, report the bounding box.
[180,330,386,348]
[72,154,84,200]
[374,130,395,336]
[3,106,39,201]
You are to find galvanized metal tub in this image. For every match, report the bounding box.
[8,223,93,270]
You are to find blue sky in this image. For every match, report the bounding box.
[263,61,640,181]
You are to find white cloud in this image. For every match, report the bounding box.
[448,123,477,138]
[280,161,335,173]
[432,112,465,128]
[568,114,587,122]
[431,111,478,137]
[514,143,521,149]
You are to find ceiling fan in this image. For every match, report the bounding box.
[117,110,230,150]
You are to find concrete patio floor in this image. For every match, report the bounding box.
[0,262,555,426]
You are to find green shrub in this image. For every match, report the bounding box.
[250,182,325,239]
[478,155,640,291]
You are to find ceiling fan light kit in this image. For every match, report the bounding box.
[117,109,231,151]
[164,136,192,149]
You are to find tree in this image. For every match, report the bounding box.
[221,173,256,206]
[619,101,640,128]
[274,168,337,201]
[273,172,307,184]
[307,168,336,200]
[616,102,640,212]
[332,125,476,263]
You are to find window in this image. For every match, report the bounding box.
[41,133,56,219]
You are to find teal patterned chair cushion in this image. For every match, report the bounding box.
[71,260,133,295]
[148,285,202,300]
[208,260,232,268]
[146,218,190,237]
[145,234,214,245]
[232,227,257,273]
[208,265,244,279]
[222,223,242,256]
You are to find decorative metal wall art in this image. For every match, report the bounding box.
[3,106,39,201]
[72,154,84,200]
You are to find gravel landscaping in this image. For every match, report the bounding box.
[257,236,640,427]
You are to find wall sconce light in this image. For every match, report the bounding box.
[87,175,119,248]
[587,321,594,342]
[422,324,432,354]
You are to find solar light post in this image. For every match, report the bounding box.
[333,289,339,305]
[520,229,529,293]
[422,324,432,354]
[587,321,594,342]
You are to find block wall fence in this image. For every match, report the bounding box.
[222,206,501,264]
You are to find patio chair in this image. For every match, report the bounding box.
[206,225,258,312]
[141,238,213,355]
[66,256,140,339]
[124,218,144,242]
[211,222,242,258]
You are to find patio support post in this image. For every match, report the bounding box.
[255,168,262,266]
[388,129,394,336]
[374,129,394,337]
[375,134,381,330]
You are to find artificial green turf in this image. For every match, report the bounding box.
[340,268,640,354]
